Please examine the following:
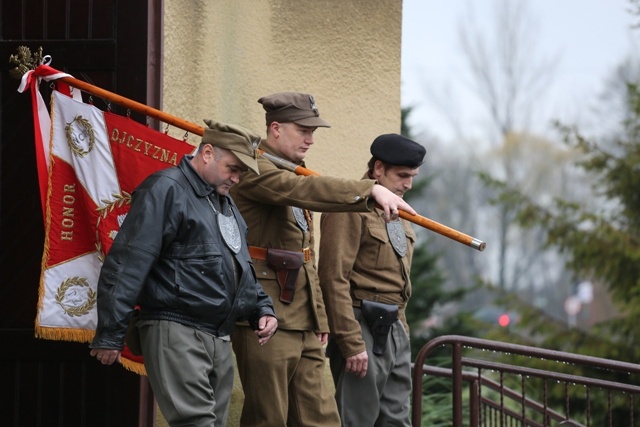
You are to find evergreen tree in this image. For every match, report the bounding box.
[481,77,640,358]
[478,59,640,426]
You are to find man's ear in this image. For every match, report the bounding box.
[202,143,215,161]
[372,159,385,179]
[270,122,281,138]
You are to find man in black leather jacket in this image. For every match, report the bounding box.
[90,120,278,427]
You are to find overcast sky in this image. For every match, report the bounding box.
[401,0,640,141]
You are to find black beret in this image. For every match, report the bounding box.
[258,92,330,128]
[370,134,426,167]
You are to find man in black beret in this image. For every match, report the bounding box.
[230,94,417,427]
[319,133,426,426]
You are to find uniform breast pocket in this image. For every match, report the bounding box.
[365,226,398,269]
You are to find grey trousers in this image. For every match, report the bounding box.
[138,320,234,427]
[327,308,412,427]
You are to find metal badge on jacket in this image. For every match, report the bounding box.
[218,213,241,254]
[207,195,241,254]
[292,206,309,232]
[386,219,407,257]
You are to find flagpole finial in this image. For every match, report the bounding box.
[8,46,44,79]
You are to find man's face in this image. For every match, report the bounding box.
[270,122,317,163]
[373,161,420,197]
[202,145,247,195]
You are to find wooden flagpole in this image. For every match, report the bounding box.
[27,64,486,251]
[257,153,486,251]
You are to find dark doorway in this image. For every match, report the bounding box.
[1,1,161,426]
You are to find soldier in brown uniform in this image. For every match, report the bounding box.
[230,92,416,427]
[318,134,425,426]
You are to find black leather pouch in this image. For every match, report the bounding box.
[267,248,305,304]
[361,300,398,355]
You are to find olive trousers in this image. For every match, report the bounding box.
[139,320,234,427]
[232,326,341,427]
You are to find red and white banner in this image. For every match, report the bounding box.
[30,88,194,374]
[18,63,81,216]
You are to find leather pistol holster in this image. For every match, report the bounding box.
[267,248,305,304]
[361,300,398,356]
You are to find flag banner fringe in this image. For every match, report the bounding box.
[121,357,147,376]
[34,326,95,343]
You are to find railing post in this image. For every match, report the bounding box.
[453,342,463,427]
[469,379,479,427]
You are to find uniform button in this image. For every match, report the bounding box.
[354,196,361,202]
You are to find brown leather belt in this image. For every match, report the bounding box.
[249,246,311,263]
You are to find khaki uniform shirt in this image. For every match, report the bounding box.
[318,196,416,358]
[230,143,376,332]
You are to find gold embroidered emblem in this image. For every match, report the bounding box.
[95,192,132,260]
[55,276,97,317]
[65,116,96,157]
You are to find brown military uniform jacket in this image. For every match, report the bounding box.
[230,142,376,332]
[318,192,416,358]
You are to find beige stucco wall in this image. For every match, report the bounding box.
[158,1,403,425]
[162,0,403,180]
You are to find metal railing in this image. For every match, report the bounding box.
[412,335,640,426]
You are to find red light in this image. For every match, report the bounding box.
[498,314,510,327]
